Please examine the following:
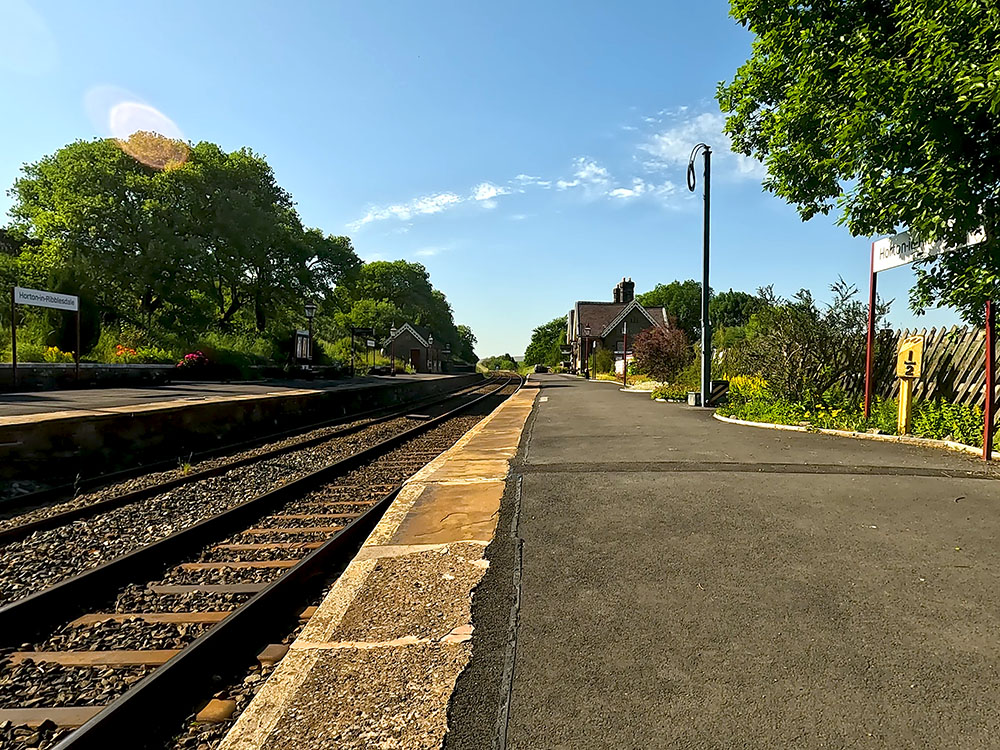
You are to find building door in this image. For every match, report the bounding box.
[410,348,421,372]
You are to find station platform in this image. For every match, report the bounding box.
[446,374,1000,749]
[0,374,446,419]
[0,374,481,489]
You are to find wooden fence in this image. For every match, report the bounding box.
[879,326,995,408]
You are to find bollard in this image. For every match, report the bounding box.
[895,335,924,435]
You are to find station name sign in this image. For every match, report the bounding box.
[14,286,79,312]
[872,228,985,273]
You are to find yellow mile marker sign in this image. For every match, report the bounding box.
[896,335,925,433]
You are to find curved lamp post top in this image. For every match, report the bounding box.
[687,143,711,192]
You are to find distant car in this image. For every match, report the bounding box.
[533,364,549,373]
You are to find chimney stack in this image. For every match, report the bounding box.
[621,277,635,303]
[613,282,621,303]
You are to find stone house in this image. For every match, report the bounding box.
[566,278,670,374]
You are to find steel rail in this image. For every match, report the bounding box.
[50,484,403,750]
[0,375,489,521]
[0,376,496,545]
[0,376,515,647]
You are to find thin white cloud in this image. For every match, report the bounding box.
[348,192,463,231]
[609,178,648,199]
[414,247,440,257]
[639,109,766,180]
[556,157,610,191]
[514,174,551,189]
[472,182,511,207]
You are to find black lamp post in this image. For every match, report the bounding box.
[389,325,397,377]
[583,325,592,379]
[428,334,434,373]
[687,143,712,407]
[304,302,317,364]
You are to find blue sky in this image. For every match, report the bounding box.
[0,0,962,357]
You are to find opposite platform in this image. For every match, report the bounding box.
[0,374,481,488]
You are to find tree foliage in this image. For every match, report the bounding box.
[636,280,703,340]
[524,316,567,366]
[480,353,518,371]
[710,289,761,329]
[7,134,360,340]
[4,134,478,366]
[723,280,892,401]
[631,326,692,382]
[718,0,1000,323]
[329,260,470,359]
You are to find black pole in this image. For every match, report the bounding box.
[350,331,355,377]
[688,143,712,407]
[10,288,15,390]
[308,319,313,366]
[75,308,81,383]
[701,147,712,406]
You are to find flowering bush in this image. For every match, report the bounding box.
[177,350,209,368]
[42,346,75,363]
[115,344,138,358]
[632,326,692,382]
[727,375,771,404]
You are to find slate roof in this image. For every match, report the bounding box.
[573,301,668,339]
[383,323,434,348]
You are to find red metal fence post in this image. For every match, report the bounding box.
[864,243,877,420]
[984,299,996,461]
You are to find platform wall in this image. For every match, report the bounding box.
[0,374,483,485]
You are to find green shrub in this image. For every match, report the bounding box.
[718,388,992,451]
[912,400,983,447]
[650,384,691,401]
[595,347,614,374]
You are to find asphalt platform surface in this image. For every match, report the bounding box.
[446,374,1000,750]
[0,373,446,417]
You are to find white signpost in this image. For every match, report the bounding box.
[10,286,82,387]
[871,229,986,273]
[864,228,995,460]
[14,286,79,312]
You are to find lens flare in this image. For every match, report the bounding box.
[84,86,189,170]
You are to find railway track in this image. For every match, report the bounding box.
[1,376,497,527]
[0,378,505,606]
[0,375,521,750]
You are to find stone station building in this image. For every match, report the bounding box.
[381,323,444,373]
[566,277,670,375]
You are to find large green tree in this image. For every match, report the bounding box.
[331,259,475,360]
[718,0,1000,324]
[710,289,761,329]
[524,316,567,366]
[455,324,477,363]
[7,133,360,338]
[636,280,704,340]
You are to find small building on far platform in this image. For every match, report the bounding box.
[381,323,443,373]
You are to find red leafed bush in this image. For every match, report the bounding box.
[631,326,692,382]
